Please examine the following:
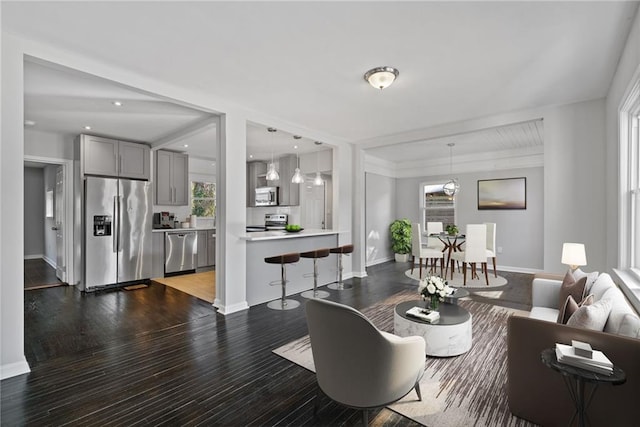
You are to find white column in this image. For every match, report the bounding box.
[214,112,249,314]
[1,34,31,379]
[352,146,367,277]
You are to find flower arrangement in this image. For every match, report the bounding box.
[419,275,454,310]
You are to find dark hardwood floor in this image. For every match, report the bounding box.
[24,259,64,290]
[3,261,532,426]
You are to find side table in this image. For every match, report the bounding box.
[540,348,626,427]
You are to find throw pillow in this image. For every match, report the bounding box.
[572,268,599,295]
[557,270,588,313]
[558,295,579,324]
[557,293,595,324]
[566,298,612,331]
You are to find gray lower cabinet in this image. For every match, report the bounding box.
[197,229,216,268]
[151,232,165,278]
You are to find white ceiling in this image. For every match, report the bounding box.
[7,1,638,164]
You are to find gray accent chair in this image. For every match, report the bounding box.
[305,298,426,425]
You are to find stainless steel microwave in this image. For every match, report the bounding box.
[255,187,278,206]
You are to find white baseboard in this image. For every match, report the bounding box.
[496,265,543,274]
[24,254,43,260]
[214,300,249,315]
[1,358,31,380]
[351,271,368,279]
[43,255,57,269]
[366,256,394,267]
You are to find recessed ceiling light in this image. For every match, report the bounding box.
[293,135,302,139]
[183,144,189,148]
[294,145,298,149]
[24,120,36,126]
[249,154,253,159]
[84,125,92,130]
[112,101,123,106]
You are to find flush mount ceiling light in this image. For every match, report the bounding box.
[364,66,399,90]
[291,136,304,184]
[112,101,123,107]
[443,143,460,197]
[84,125,92,130]
[24,119,36,126]
[266,127,280,181]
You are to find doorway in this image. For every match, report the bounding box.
[23,156,74,290]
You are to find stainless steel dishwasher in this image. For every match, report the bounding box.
[165,231,197,274]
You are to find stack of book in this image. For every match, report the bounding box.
[406,306,440,323]
[555,341,613,375]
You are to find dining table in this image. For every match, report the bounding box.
[429,233,466,277]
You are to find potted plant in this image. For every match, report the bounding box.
[390,219,412,262]
[445,224,459,236]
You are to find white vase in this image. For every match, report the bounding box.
[395,253,410,262]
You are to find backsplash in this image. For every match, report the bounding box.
[247,206,301,226]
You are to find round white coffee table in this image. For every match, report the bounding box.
[393,300,472,357]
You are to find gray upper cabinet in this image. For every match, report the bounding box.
[81,134,150,180]
[119,141,151,180]
[155,150,189,206]
[246,161,267,207]
[277,154,300,206]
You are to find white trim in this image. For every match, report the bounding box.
[214,301,249,315]
[1,359,31,380]
[43,255,56,269]
[24,254,44,260]
[24,155,74,284]
[618,63,640,269]
[366,256,393,267]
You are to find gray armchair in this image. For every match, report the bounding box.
[305,298,426,425]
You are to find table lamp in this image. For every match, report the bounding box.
[561,243,587,271]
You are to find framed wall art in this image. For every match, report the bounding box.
[477,177,526,210]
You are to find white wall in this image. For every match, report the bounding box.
[606,6,640,269]
[393,167,544,271]
[365,172,396,265]
[24,128,74,160]
[24,167,45,258]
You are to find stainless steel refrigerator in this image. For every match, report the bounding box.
[84,176,152,290]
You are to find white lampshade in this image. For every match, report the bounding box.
[561,243,587,269]
[364,66,399,90]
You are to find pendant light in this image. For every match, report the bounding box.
[314,148,323,186]
[266,127,279,181]
[443,142,460,196]
[291,135,304,184]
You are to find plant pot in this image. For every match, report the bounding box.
[395,253,410,263]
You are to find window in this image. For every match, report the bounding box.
[191,181,216,218]
[421,183,455,230]
[620,75,640,269]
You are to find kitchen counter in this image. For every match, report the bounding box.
[152,227,215,233]
[240,228,338,241]
[244,229,341,306]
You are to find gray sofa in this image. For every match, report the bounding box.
[507,271,640,426]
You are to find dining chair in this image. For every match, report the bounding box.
[425,221,445,250]
[450,224,489,286]
[411,223,445,278]
[485,222,497,277]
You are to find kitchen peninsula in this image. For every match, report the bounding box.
[241,229,340,306]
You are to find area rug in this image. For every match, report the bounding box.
[405,268,508,288]
[273,290,535,427]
